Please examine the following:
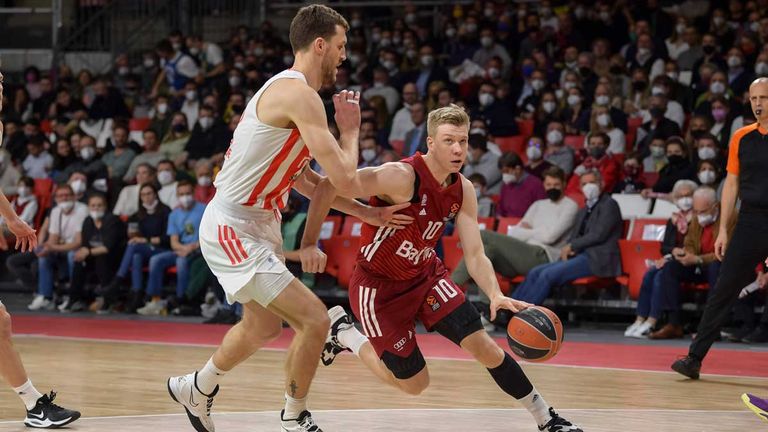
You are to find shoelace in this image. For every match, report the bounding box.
[42,391,64,411]
[205,396,214,416]
[299,414,320,431]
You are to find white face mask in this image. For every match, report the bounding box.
[582,182,600,202]
[710,81,726,94]
[143,58,155,68]
[158,170,174,186]
[666,72,679,82]
[698,212,716,226]
[526,146,542,161]
[596,113,611,127]
[199,117,214,130]
[157,103,168,115]
[185,90,197,101]
[502,173,517,184]
[478,93,495,107]
[595,95,610,106]
[420,55,434,68]
[547,130,563,145]
[531,79,545,91]
[80,147,95,161]
[229,76,241,87]
[481,36,493,48]
[17,186,30,198]
[651,86,666,96]
[488,67,500,79]
[698,147,716,160]
[197,175,212,187]
[756,62,768,76]
[89,210,105,220]
[650,146,666,158]
[676,23,686,35]
[469,127,486,136]
[676,197,693,211]
[71,179,87,195]
[542,101,556,113]
[189,47,200,56]
[361,149,377,162]
[143,199,159,212]
[179,194,195,208]
[728,56,742,68]
[563,81,577,90]
[58,200,75,212]
[698,170,716,185]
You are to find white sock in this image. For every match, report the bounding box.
[518,388,551,427]
[196,357,226,396]
[283,393,307,420]
[14,380,43,411]
[337,325,368,356]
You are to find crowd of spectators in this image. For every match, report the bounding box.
[0,0,766,340]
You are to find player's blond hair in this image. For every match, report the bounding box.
[427,104,470,138]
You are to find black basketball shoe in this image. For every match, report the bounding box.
[671,355,701,380]
[539,408,583,432]
[24,391,81,428]
[321,306,353,366]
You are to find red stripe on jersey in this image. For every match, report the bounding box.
[263,145,311,209]
[217,225,236,265]
[229,226,249,259]
[244,128,301,206]
[224,225,242,263]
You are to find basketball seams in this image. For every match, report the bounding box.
[513,308,558,340]
[507,306,564,362]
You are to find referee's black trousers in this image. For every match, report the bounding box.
[689,210,768,360]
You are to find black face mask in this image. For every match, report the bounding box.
[702,45,716,55]
[579,66,592,77]
[172,124,186,133]
[609,65,623,75]
[546,188,562,201]
[667,155,686,165]
[691,129,706,140]
[650,107,665,118]
[589,146,606,159]
[632,81,647,91]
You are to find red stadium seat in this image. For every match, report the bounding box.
[496,217,521,236]
[321,235,358,289]
[40,120,52,134]
[441,236,463,273]
[495,135,526,156]
[516,119,535,138]
[129,118,151,132]
[476,216,496,232]
[320,215,343,240]
[628,218,667,241]
[618,239,662,299]
[643,172,659,188]
[32,178,54,229]
[341,216,364,237]
[564,135,586,150]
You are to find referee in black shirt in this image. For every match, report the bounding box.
[672,78,768,379]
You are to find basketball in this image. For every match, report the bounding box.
[506,306,564,362]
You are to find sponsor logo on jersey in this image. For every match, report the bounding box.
[395,240,435,265]
[394,337,407,351]
[426,295,441,311]
[445,202,460,221]
[419,208,427,216]
[421,194,428,207]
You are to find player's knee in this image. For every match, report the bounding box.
[299,305,330,337]
[0,304,12,341]
[397,374,429,396]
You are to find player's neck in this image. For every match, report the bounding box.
[291,57,322,91]
[421,154,452,187]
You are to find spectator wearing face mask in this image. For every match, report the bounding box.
[694,72,734,114]
[114,163,157,218]
[471,82,518,137]
[523,136,554,180]
[102,125,137,183]
[156,159,179,209]
[151,39,199,97]
[646,76,685,129]
[462,134,501,194]
[692,132,725,173]
[707,96,736,149]
[591,83,628,133]
[724,47,754,97]
[533,91,563,136]
[0,177,38,229]
[180,82,200,129]
[406,45,449,99]
[472,28,512,76]
[388,82,418,148]
[181,105,229,170]
[562,87,590,135]
[193,159,216,204]
[543,121,574,175]
[696,160,724,198]
[589,105,626,155]
[644,137,698,196]
[635,95,682,154]
[363,68,400,115]
[613,152,647,194]
[624,180,697,338]
[648,187,733,340]
[123,130,167,183]
[496,152,546,218]
[567,133,622,197]
[138,181,204,315]
[519,69,550,117]
[28,184,89,311]
[87,78,130,120]
[185,34,226,81]
[467,173,495,218]
[403,101,428,156]
[150,95,173,137]
[358,137,383,169]
[55,135,107,184]
[512,169,623,305]
[21,136,53,179]
[691,33,727,87]
[160,112,191,163]
[643,137,668,173]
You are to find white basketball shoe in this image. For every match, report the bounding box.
[321,306,353,366]
[167,372,219,432]
[281,409,323,431]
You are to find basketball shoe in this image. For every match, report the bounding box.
[24,391,81,429]
[167,372,219,432]
[321,306,353,366]
[538,408,583,432]
[742,394,768,423]
[281,409,323,431]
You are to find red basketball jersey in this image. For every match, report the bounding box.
[356,153,464,280]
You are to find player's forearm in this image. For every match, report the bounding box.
[467,255,504,300]
[719,176,738,232]
[301,177,336,248]
[0,190,18,222]
[337,134,360,178]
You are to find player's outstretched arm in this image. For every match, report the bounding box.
[455,177,530,319]
[0,189,36,252]
[286,83,363,194]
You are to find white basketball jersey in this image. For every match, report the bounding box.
[214,69,312,211]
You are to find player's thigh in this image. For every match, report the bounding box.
[267,277,328,333]
[239,300,283,342]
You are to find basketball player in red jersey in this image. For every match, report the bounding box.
[0,71,80,428]
[166,5,412,432]
[301,105,583,431]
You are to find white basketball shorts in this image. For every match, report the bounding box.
[200,198,294,307]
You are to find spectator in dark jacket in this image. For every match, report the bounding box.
[471,82,519,137]
[181,105,230,169]
[644,137,697,195]
[88,77,130,120]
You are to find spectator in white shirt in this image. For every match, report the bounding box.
[124,130,167,182]
[388,82,418,148]
[473,28,512,75]
[157,159,179,208]
[114,163,157,218]
[22,136,53,179]
[185,34,226,80]
[151,39,199,97]
[363,67,400,115]
[180,82,200,130]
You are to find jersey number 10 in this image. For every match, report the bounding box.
[422,221,443,240]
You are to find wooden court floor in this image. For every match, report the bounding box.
[0,337,765,431]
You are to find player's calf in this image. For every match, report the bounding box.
[0,303,11,341]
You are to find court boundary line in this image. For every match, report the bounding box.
[14,333,768,381]
[0,408,752,424]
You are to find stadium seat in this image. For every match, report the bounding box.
[495,135,526,156]
[628,218,667,241]
[496,217,521,236]
[476,216,496,232]
[321,235,359,289]
[618,239,662,299]
[33,178,54,229]
[643,172,659,188]
[129,118,151,131]
[320,215,343,240]
[516,119,534,138]
[341,216,363,237]
[611,194,652,219]
[564,135,586,150]
[40,119,52,134]
[650,198,677,219]
[440,236,463,272]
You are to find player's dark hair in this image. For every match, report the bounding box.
[289,4,349,53]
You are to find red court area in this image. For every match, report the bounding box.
[11,315,768,378]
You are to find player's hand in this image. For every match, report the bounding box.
[333,89,361,137]
[299,245,327,273]
[7,217,37,252]
[714,229,728,261]
[362,202,414,230]
[490,295,531,321]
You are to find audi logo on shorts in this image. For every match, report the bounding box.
[394,337,407,351]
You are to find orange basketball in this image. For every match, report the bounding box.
[506,306,564,362]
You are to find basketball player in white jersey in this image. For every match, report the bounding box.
[0,71,81,428]
[167,5,411,432]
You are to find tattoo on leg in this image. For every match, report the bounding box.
[290,380,298,397]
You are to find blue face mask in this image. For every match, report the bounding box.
[522,64,535,78]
